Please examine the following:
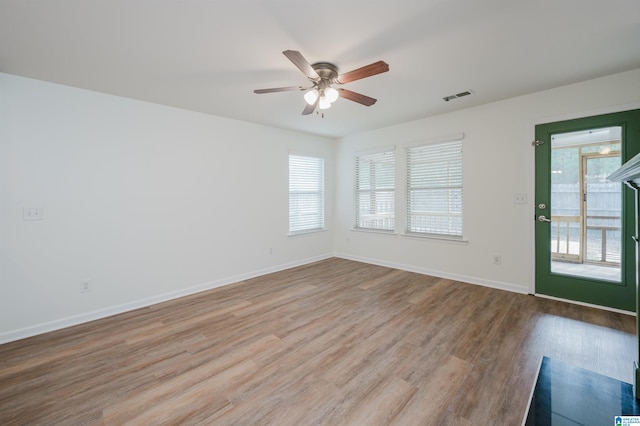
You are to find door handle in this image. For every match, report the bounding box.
[537,215,551,223]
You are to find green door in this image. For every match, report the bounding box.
[534,109,640,311]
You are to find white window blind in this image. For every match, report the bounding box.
[355,150,395,231]
[406,140,463,238]
[289,154,325,235]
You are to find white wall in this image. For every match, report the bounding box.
[334,69,640,294]
[0,73,335,342]
[2,69,639,343]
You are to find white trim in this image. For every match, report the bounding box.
[288,228,328,237]
[528,126,537,295]
[400,232,469,245]
[288,149,325,159]
[404,138,464,239]
[353,149,396,232]
[404,132,465,149]
[3,252,631,345]
[289,153,325,234]
[533,293,635,316]
[334,252,528,295]
[350,228,398,237]
[352,145,396,157]
[0,253,333,345]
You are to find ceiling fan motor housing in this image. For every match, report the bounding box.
[311,62,338,82]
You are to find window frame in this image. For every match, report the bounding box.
[288,153,325,236]
[405,136,464,240]
[354,148,396,232]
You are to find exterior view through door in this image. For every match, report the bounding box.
[550,127,622,282]
[535,109,640,312]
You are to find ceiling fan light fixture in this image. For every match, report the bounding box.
[304,89,319,105]
[325,87,339,103]
[318,96,331,110]
[254,50,389,116]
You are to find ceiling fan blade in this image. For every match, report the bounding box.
[336,61,389,84]
[254,86,306,94]
[338,89,377,106]
[302,98,319,115]
[283,50,320,80]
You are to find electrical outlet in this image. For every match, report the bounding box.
[269,248,273,255]
[492,254,502,265]
[80,280,91,293]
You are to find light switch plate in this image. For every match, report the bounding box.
[513,194,527,204]
[23,207,44,221]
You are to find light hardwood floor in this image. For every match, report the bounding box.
[0,258,635,425]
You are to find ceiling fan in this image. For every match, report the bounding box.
[254,50,389,115]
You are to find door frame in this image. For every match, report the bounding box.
[529,104,640,312]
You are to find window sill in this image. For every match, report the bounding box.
[350,228,398,237]
[401,232,469,245]
[288,228,328,237]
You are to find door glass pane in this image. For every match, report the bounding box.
[550,126,622,282]
[585,155,622,267]
[550,146,581,261]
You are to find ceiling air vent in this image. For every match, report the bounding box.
[443,90,473,102]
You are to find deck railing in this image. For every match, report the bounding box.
[551,215,621,265]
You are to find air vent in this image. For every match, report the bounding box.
[443,90,473,102]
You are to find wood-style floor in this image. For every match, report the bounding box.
[0,258,635,425]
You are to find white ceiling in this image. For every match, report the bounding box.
[1,0,639,138]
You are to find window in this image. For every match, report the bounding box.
[289,154,325,235]
[354,149,395,231]
[406,139,463,238]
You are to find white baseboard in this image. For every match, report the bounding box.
[5,252,628,345]
[533,293,635,316]
[334,252,637,316]
[0,253,333,345]
[333,252,530,295]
